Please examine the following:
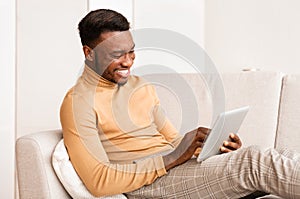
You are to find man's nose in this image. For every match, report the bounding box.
[121,53,134,67]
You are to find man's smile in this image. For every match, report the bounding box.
[116,69,130,78]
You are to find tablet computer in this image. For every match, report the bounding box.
[197,106,249,162]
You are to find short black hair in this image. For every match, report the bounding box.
[78,9,130,48]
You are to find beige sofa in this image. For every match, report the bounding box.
[16,72,300,199]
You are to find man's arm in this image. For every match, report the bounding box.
[151,86,182,147]
[163,129,242,171]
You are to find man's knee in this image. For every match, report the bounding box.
[231,145,265,167]
[239,145,263,156]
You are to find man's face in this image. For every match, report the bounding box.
[91,31,135,85]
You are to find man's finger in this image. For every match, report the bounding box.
[223,141,239,150]
[229,133,242,146]
[196,129,209,141]
[220,146,232,153]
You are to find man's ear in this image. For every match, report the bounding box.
[83,45,94,61]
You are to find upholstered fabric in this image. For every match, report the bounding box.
[221,72,283,149]
[276,74,300,152]
[16,130,71,199]
[52,139,127,199]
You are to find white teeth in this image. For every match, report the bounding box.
[118,70,128,74]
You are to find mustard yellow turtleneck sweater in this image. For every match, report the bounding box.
[60,66,182,197]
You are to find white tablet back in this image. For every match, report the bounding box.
[197,106,249,162]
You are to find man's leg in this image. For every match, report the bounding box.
[126,146,300,199]
[276,147,300,161]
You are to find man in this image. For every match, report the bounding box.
[60,9,300,198]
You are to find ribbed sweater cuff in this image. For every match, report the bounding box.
[153,156,167,177]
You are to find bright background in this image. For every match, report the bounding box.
[1,0,300,198]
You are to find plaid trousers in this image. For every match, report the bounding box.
[126,146,300,199]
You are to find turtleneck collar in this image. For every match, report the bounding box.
[82,65,118,88]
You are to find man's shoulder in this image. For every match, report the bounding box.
[61,80,96,108]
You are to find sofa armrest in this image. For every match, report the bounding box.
[16,130,71,199]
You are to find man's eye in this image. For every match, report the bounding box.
[110,50,134,59]
[111,54,123,58]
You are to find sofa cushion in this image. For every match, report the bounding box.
[276,75,300,152]
[52,139,127,199]
[221,72,283,149]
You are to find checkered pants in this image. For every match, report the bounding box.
[126,146,300,199]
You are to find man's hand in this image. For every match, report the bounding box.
[220,133,242,153]
[163,127,210,171]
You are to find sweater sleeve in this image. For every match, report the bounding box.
[150,86,183,148]
[60,89,167,197]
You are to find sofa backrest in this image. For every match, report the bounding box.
[276,74,300,151]
[154,72,283,150]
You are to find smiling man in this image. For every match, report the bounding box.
[60,9,300,199]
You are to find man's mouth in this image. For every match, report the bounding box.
[116,69,130,78]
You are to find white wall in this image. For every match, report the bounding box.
[16,0,87,137]
[134,0,205,46]
[89,0,133,23]
[133,0,206,73]
[131,0,300,74]
[205,0,300,74]
[0,0,16,198]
